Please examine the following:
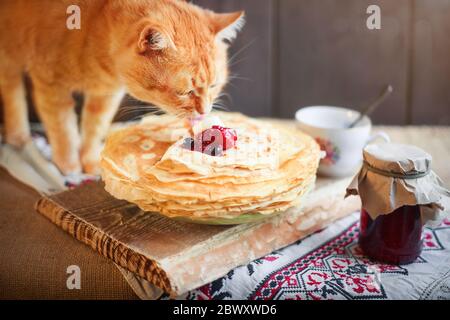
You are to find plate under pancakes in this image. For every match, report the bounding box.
[100,112,321,224]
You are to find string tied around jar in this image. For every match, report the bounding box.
[363,160,431,179]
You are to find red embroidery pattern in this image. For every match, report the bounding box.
[187,218,449,300]
[249,223,396,300]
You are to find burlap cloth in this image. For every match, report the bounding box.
[0,140,163,299]
[0,167,139,299]
[0,133,171,299]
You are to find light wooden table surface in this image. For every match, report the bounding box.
[376,126,450,187]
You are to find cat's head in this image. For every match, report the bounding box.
[115,1,244,117]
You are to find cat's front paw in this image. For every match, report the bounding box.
[81,154,101,175]
[54,157,82,176]
[5,131,31,148]
[80,145,102,174]
[82,160,101,175]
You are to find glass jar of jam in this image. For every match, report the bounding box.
[347,143,450,265]
[359,206,423,264]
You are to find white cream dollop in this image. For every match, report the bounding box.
[191,115,225,136]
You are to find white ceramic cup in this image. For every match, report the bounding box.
[295,106,390,178]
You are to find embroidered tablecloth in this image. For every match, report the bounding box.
[180,212,450,300]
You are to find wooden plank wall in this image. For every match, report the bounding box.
[196,0,449,124]
[0,0,449,125]
[194,0,275,117]
[410,0,450,125]
[277,0,411,124]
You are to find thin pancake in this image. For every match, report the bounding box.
[100,112,321,222]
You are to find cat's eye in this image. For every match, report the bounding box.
[210,83,219,89]
[177,90,194,97]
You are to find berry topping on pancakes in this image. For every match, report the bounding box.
[211,126,238,150]
[182,126,237,156]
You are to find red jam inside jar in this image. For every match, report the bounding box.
[359,205,423,265]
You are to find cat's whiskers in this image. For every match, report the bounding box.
[229,56,249,68]
[212,105,229,112]
[224,74,251,93]
[115,105,161,121]
[116,110,153,120]
[217,105,229,110]
[226,82,239,90]
[117,106,156,115]
[213,99,227,108]
[126,109,166,122]
[228,74,251,82]
[216,92,232,101]
[136,110,167,121]
[211,95,230,112]
[227,38,256,65]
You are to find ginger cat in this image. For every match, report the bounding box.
[0,0,244,174]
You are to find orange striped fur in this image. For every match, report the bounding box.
[0,0,243,173]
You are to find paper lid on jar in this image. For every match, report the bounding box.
[346,142,450,227]
[364,143,431,177]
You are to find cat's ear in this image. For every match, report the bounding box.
[211,11,245,43]
[138,24,176,53]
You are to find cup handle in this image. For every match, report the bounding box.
[367,131,390,145]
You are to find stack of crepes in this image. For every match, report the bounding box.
[100,112,321,224]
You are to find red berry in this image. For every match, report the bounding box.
[211,125,237,150]
[199,128,221,150]
[183,126,238,156]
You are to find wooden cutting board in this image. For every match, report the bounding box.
[35,177,361,296]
